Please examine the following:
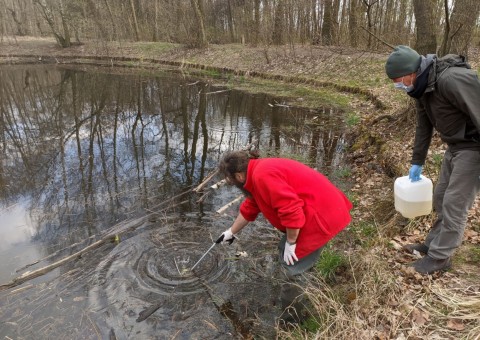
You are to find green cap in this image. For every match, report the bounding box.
[385,45,421,79]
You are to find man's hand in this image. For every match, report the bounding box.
[283,241,298,265]
[409,164,423,182]
[218,228,235,244]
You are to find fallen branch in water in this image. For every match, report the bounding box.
[193,169,219,193]
[2,142,256,291]
[216,195,244,215]
[16,235,97,273]
[196,179,227,203]
[0,201,186,291]
[13,195,189,277]
[193,139,258,194]
[0,238,109,291]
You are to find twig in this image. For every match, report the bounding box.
[216,195,244,214]
[210,179,226,190]
[196,190,211,203]
[205,89,231,95]
[360,26,395,49]
[86,312,102,339]
[193,169,219,192]
[193,139,258,193]
[170,329,182,339]
[10,284,33,294]
[174,257,182,275]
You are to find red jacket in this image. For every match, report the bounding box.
[239,158,352,259]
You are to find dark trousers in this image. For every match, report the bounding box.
[426,149,480,259]
[277,235,323,322]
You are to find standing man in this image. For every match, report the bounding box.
[385,45,480,274]
[217,151,352,324]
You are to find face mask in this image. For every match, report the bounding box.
[393,77,414,92]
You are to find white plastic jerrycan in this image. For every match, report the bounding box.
[394,175,433,218]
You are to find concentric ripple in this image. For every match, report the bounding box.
[88,221,237,338]
[135,238,230,295]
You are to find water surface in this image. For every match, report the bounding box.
[0,64,349,338]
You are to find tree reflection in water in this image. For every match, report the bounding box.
[0,64,349,337]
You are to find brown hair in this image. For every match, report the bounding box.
[218,150,259,181]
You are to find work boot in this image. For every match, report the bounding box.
[403,243,429,255]
[412,255,451,274]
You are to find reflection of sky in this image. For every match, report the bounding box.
[0,201,43,283]
[0,66,348,284]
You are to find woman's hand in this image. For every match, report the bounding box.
[283,241,298,265]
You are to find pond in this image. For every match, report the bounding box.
[0,64,350,338]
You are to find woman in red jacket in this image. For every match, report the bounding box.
[218,151,352,324]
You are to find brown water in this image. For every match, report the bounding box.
[0,64,350,338]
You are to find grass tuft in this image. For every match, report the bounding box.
[315,246,346,280]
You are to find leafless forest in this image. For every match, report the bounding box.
[1,0,480,56]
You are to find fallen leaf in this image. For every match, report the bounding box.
[411,307,429,326]
[446,319,465,331]
[390,240,403,250]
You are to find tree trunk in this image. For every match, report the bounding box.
[58,0,71,46]
[33,0,70,47]
[6,6,26,36]
[129,0,140,41]
[348,0,359,47]
[103,0,117,40]
[322,0,333,45]
[272,0,285,45]
[190,0,208,47]
[441,0,480,57]
[362,0,380,49]
[252,0,260,46]
[227,0,235,42]
[413,0,437,54]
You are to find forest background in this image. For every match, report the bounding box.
[1,0,480,339]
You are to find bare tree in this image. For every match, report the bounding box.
[129,0,140,41]
[6,4,26,36]
[413,0,437,54]
[440,0,480,57]
[348,0,360,47]
[1,0,480,51]
[190,0,208,47]
[362,0,380,48]
[272,0,285,45]
[33,0,71,47]
[321,0,334,45]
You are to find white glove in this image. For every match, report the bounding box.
[219,228,235,244]
[283,241,298,265]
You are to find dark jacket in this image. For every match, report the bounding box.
[411,54,480,165]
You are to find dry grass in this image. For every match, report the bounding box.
[277,248,480,339]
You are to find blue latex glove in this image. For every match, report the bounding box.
[409,164,423,182]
